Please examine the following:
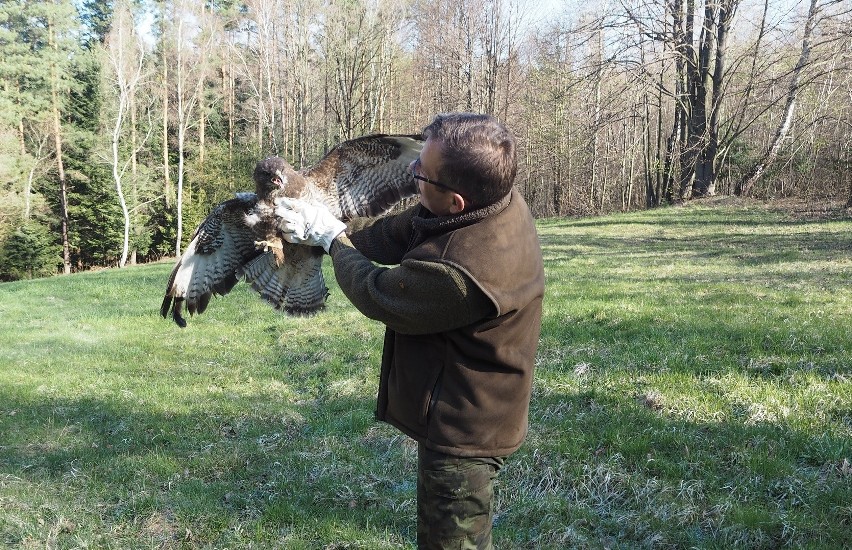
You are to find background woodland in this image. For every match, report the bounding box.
[1,0,850,279]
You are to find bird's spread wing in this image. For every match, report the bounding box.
[302,134,423,220]
[160,194,263,327]
[161,134,423,327]
[240,243,328,316]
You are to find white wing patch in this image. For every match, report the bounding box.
[162,134,424,326]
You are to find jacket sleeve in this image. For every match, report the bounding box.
[328,234,495,335]
[344,204,420,265]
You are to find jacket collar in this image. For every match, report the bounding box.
[411,191,513,237]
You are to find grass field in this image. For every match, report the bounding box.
[1,200,850,549]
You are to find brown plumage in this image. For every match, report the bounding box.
[160,134,423,327]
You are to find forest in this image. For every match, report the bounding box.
[0,0,850,280]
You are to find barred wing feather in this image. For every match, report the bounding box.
[240,245,327,316]
[304,134,422,220]
[160,133,423,327]
[160,195,262,327]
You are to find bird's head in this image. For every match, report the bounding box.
[253,156,292,198]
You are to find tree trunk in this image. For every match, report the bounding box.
[18,115,31,220]
[590,27,603,213]
[705,0,736,197]
[685,0,714,198]
[199,108,205,165]
[130,85,138,265]
[738,0,819,196]
[112,95,131,268]
[175,17,186,257]
[643,87,656,208]
[847,91,852,208]
[108,6,144,269]
[224,63,234,182]
[846,147,852,208]
[170,1,214,256]
[677,0,696,199]
[163,59,171,208]
[663,0,687,203]
[49,17,71,275]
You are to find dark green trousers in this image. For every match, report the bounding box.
[417,443,506,549]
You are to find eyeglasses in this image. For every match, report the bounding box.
[410,158,456,193]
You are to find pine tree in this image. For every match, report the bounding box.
[0,222,60,281]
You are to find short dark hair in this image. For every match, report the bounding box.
[422,113,517,208]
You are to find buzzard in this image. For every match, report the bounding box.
[160,133,423,327]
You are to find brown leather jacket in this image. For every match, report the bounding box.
[330,190,544,457]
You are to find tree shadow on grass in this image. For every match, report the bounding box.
[538,228,852,271]
[526,284,851,547]
[502,385,851,549]
[0,388,417,548]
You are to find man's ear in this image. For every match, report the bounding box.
[449,192,466,214]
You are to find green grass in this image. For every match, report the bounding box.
[1,201,850,549]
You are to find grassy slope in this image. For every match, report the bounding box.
[1,202,850,549]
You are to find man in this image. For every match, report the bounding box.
[276,113,544,549]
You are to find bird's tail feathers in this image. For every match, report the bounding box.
[160,295,188,328]
[241,252,328,316]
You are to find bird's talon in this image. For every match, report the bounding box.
[254,240,283,252]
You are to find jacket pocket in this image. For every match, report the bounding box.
[386,333,445,431]
[425,372,443,426]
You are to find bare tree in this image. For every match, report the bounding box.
[286,1,319,165]
[738,0,821,196]
[320,0,403,140]
[106,1,147,267]
[13,117,53,222]
[168,0,218,256]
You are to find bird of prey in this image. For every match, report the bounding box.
[160,133,422,327]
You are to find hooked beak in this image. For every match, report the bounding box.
[273,170,287,189]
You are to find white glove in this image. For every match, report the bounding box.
[274,197,346,252]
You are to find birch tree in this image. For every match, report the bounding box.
[738,0,821,196]
[105,1,147,267]
[168,0,218,256]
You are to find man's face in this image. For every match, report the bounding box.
[411,137,459,216]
